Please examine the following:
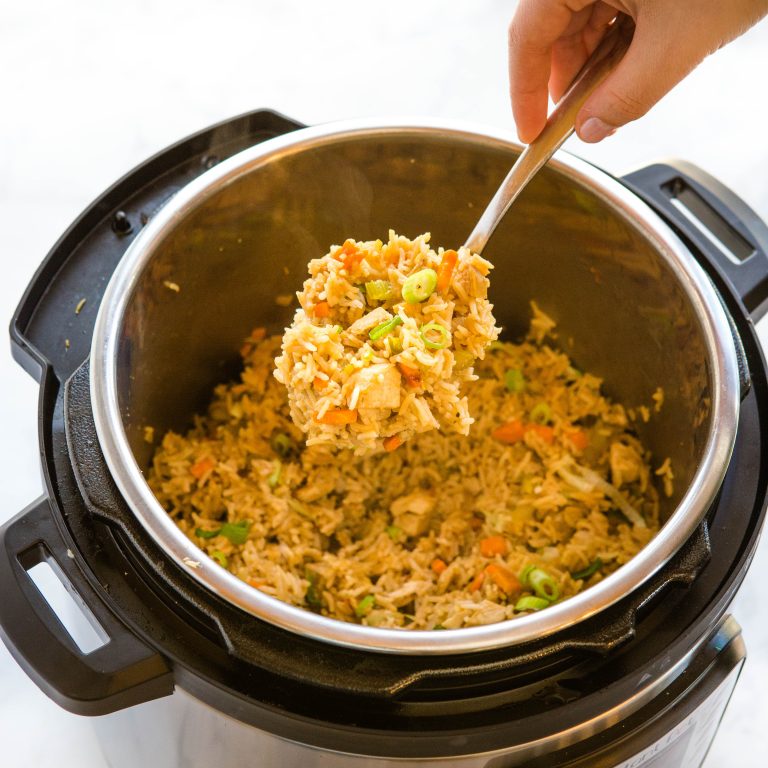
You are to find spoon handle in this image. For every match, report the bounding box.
[464,14,635,255]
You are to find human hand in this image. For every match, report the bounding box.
[508,0,768,144]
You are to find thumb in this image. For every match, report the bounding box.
[575,19,708,143]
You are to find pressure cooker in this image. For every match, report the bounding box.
[2,110,768,767]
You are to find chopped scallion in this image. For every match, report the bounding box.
[195,527,221,539]
[530,402,553,425]
[505,369,525,392]
[270,431,297,459]
[526,567,561,601]
[402,268,437,303]
[571,558,603,581]
[515,595,550,612]
[386,525,403,541]
[355,594,376,618]
[369,315,403,341]
[419,322,450,350]
[221,521,251,545]
[267,460,282,489]
[210,550,228,568]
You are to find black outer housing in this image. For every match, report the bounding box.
[2,110,768,759]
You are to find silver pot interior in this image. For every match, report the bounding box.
[120,130,709,526]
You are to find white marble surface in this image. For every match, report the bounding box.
[0,1,766,765]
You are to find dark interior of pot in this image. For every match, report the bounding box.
[117,131,711,524]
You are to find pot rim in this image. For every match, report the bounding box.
[90,117,740,655]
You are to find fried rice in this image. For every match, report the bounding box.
[148,305,664,630]
[274,232,500,453]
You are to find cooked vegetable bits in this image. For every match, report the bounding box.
[274,232,500,453]
[149,307,666,631]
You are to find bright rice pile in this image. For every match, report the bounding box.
[274,232,499,453]
[148,305,664,630]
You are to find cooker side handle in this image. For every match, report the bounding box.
[622,161,768,322]
[0,496,173,715]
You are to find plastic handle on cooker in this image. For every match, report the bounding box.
[622,161,768,322]
[0,496,173,716]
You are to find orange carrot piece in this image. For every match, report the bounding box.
[492,419,526,444]
[313,376,327,391]
[567,429,589,450]
[485,563,521,594]
[248,579,265,589]
[468,572,485,592]
[383,435,403,452]
[315,408,358,425]
[314,301,331,318]
[431,558,447,575]
[529,424,555,444]
[397,363,422,387]
[436,249,458,293]
[479,535,508,557]
[190,457,215,479]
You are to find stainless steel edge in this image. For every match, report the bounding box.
[90,117,741,655]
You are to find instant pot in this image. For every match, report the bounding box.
[2,110,768,767]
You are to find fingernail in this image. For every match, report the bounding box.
[578,117,617,143]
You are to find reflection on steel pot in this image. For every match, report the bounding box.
[2,111,768,768]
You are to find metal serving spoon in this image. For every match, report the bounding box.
[464,14,635,254]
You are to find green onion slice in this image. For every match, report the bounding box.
[369,315,403,341]
[221,521,251,545]
[505,368,525,392]
[385,525,403,541]
[267,460,282,489]
[519,564,536,584]
[530,402,553,425]
[355,594,376,618]
[571,558,603,581]
[527,567,561,601]
[305,569,322,608]
[419,322,450,350]
[365,280,396,302]
[195,527,221,539]
[515,595,550,612]
[210,550,228,568]
[270,431,297,458]
[402,268,437,303]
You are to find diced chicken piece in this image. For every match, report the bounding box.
[357,364,402,410]
[390,490,437,537]
[610,442,648,489]
[346,307,391,336]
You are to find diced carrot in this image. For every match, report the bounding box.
[190,457,215,479]
[468,572,485,592]
[431,558,447,575]
[383,435,403,452]
[240,327,267,357]
[313,376,327,391]
[436,249,458,293]
[492,419,526,444]
[314,301,331,318]
[315,408,358,425]
[397,362,422,387]
[343,252,365,271]
[334,239,365,271]
[479,535,508,557]
[529,424,555,444]
[485,563,521,594]
[248,579,265,589]
[567,429,589,450]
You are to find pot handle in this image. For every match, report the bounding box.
[0,496,173,715]
[622,160,768,322]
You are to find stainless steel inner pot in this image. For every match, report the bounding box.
[90,119,740,654]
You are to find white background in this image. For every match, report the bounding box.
[0,1,767,765]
